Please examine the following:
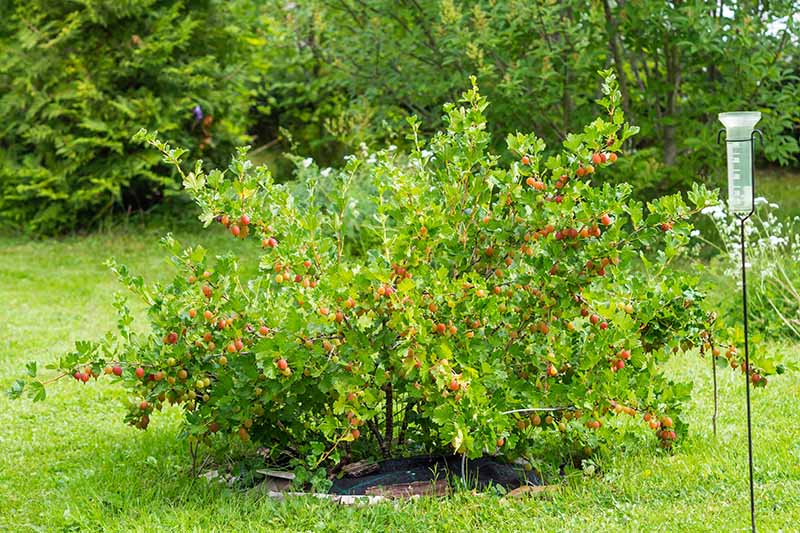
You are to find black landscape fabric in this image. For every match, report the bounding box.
[330,455,541,495]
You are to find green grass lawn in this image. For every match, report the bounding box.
[1,227,799,532]
[758,166,800,219]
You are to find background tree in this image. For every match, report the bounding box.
[253,0,799,195]
[605,0,800,192]
[0,0,257,234]
[1,0,797,233]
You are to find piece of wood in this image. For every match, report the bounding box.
[341,460,380,478]
[505,484,559,498]
[364,479,449,498]
[262,491,388,505]
[255,469,295,480]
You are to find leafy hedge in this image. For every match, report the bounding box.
[0,0,256,234]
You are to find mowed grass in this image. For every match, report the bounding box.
[1,227,800,532]
[758,166,800,219]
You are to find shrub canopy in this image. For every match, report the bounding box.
[14,74,779,487]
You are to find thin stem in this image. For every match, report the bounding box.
[500,407,572,415]
[367,419,386,457]
[397,403,412,447]
[313,430,351,469]
[383,382,393,458]
[40,372,69,386]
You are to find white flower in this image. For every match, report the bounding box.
[421,149,433,159]
[367,155,377,164]
[302,157,313,168]
[344,154,356,162]
[690,230,701,237]
[702,204,727,221]
[754,197,768,206]
[388,144,397,151]
[770,203,779,209]
[320,168,332,177]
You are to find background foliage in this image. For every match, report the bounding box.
[0,0,256,234]
[1,0,797,234]
[254,0,800,194]
[700,199,800,342]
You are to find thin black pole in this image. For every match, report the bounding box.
[739,217,756,533]
[712,348,718,436]
[719,127,762,533]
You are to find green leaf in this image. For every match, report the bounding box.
[7,380,25,400]
[397,277,415,293]
[28,381,46,402]
[189,246,206,264]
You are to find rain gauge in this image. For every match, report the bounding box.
[718,112,761,213]
[717,110,764,533]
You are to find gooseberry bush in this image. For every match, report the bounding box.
[12,72,771,479]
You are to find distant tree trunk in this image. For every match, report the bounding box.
[708,1,722,83]
[663,40,681,166]
[560,6,574,134]
[601,0,632,122]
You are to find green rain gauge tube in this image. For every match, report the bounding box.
[718,112,761,213]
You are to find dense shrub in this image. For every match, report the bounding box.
[13,74,777,483]
[0,0,256,234]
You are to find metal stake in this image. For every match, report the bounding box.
[712,348,718,437]
[717,128,763,533]
[738,215,756,533]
